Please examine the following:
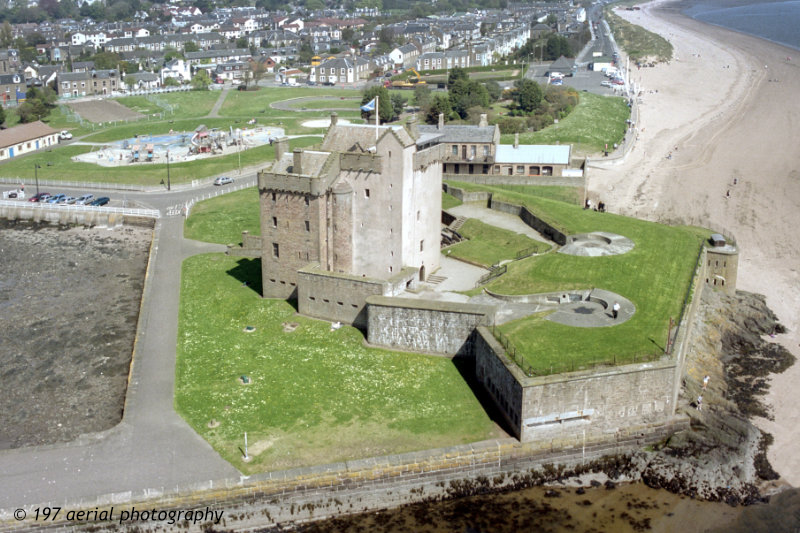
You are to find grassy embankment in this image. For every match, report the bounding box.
[445,218,550,268]
[458,185,706,375]
[500,92,631,154]
[605,5,673,62]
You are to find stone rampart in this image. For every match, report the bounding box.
[490,199,568,245]
[443,174,582,187]
[0,202,157,228]
[473,326,676,443]
[365,296,495,355]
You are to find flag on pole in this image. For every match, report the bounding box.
[360,97,377,112]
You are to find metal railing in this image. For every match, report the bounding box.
[0,199,160,218]
[476,264,507,286]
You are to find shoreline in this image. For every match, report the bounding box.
[591,0,800,487]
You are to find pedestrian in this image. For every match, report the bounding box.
[726,190,730,198]
[696,395,703,411]
[612,301,620,319]
[702,375,709,389]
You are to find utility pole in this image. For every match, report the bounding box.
[166,150,171,191]
[34,163,40,196]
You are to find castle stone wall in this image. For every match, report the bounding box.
[366,296,494,355]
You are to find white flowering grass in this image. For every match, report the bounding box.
[175,254,500,474]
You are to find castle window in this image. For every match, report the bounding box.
[304,195,309,206]
[272,216,277,228]
[337,301,343,306]
[272,243,279,258]
[420,240,424,252]
[365,188,370,198]
[389,266,393,273]
[305,220,310,232]
[272,192,276,202]
[416,210,420,221]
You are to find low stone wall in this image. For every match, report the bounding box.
[0,418,688,532]
[443,173,582,187]
[441,184,490,204]
[473,326,677,443]
[0,203,156,228]
[366,296,494,355]
[489,199,568,245]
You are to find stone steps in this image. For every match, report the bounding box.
[426,275,447,285]
[450,216,467,231]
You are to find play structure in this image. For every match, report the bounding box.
[71,123,285,167]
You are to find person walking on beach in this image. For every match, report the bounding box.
[612,301,620,320]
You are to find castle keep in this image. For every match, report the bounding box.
[257,116,444,326]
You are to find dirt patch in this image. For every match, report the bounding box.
[0,220,152,449]
[67,99,145,123]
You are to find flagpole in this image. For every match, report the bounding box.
[375,95,379,142]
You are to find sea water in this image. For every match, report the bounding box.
[682,0,800,51]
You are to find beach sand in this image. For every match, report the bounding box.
[589,0,800,487]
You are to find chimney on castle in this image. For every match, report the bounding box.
[438,113,444,130]
[330,112,338,126]
[293,148,303,175]
[514,133,519,149]
[406,114,419,140]
[479,113,488,127]
[275,137,289,161]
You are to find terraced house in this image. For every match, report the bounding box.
[57,69,119,96]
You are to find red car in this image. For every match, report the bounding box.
[28,192,51,202]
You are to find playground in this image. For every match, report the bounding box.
[71,124,285,167]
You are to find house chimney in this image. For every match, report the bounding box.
[293,148,303,174]
[479,113,488,127]
[514,133,519,149]
[330,112,338,126]
[438,113,444,130]
[406,114,419,140]
[275,136,289,161]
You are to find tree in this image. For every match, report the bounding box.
[191,70,211,90]
[425,93,452,124]
[447,66,468,86]
[0,22,13,48]
[544,34,572,60]
[514,78,543,114]
[483,80,501,103]
[0,105,6,126]
[183,41,199,53]
[248,58,268,87]
[125,76,137,91]
[413,83,431,110]
[361,86,392,124]
[92,51,122,70]
[164,46,183,61]
[163,77,180,87]
[545,14,558,26]
[449,79,489,119]
[235,37,249,49]
[390,92,407,120]
[342,28,354,43]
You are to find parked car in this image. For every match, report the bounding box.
[75,194,94,205]
[214,176,234,186]
[28,192,51,202]
[611,78,625,85]
[59,130,73,140]
[601,80,613,87]
[62,196,77,204]
[47,194,66,204]
[90,197,110,206]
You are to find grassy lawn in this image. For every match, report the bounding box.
[605,6,673,62]
[286,98,361,110]
[175,254,500,474]
[0,136,320,185]
[185,186,260,244]
[442,191,462,210]
[220,87,361,118]
[464,188,707,374]
[447,181,583,206]
[500,92,630,154]
[446,219,550,268]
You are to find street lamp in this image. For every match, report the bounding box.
[34,163,40,196]
[166,150,171,191]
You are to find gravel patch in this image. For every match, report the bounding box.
[0,220,152,449]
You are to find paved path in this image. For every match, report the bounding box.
[0,214,238,510]
[270,95,360,112]
[208,86,230,118]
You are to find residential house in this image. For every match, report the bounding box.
[160,58,191,84]
[309,56,370,85]
[124,71,160,90]
[214,61,250,82]
[0,73,27,106]
[389,43,419,68]
[57,69,120,96]
[185,48,251,67]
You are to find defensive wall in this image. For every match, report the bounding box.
[443,174,583,187]
[0,200,158,227]
[365,296,495,356]
[0,417,689,533]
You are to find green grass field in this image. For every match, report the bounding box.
[175,254,500,474]
[447,181,583,206]
[0,136,320,185]
[468,189,707,374]
[446,219,550,268]
[442,191,462,210]
[500,92,631,153]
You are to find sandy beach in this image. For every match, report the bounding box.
[589,0,800,486]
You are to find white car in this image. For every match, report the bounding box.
[601,80,613,87]
[214,176,234,186]
[75,194,94,205]
[59,130,73,140]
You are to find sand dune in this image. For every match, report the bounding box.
[588,0,800,486]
